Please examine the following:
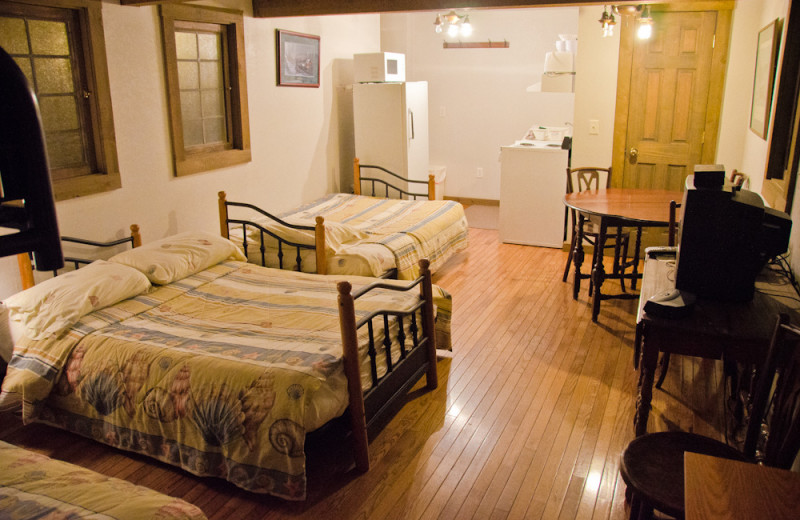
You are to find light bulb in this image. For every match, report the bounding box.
[460,19,472,37]
[637,22,652,39]
[435,24,443,34]
[447,23,459,37]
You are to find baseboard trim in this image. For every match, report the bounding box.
[445,196,500,206]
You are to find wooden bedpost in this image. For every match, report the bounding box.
[130,224,141,248]
[337,281,370,472]
[353,157,361,195]
[17,253,34,290]
[419,259,438,390]
[315,216,327,275]
[428,174,436,201]
[218,191,229,239]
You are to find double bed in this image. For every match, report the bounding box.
[1,231,451,501]
[219,159,469,280]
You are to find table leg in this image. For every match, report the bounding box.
[630,226,643,291]
[572,213,585,300]
[591,218,607,322]
[634,325,659,436]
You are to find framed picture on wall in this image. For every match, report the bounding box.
[276,29,320,87]
[749,19,780,139]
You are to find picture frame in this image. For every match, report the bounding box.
[276,29,320,87]
[749,19,780,139]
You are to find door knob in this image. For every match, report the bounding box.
[629,147,639,164]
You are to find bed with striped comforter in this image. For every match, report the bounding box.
[0,440,207,519]
[0,261,451,501]
[247,193,469,280]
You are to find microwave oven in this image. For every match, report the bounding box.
[354,52,406,83]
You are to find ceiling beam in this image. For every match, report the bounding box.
[252,0,597,18]
[119,0,193,6]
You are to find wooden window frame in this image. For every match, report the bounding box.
[1,0,120,201]
[160,4,251,177]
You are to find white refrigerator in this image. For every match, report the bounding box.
[499,142,568,248]
[353,82,429,194]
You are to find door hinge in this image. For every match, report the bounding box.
[712,34,716,48]
[702,131,705,144]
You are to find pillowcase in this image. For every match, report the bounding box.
[3,260,151,340]
[109,231,246,284]
[249,218,368,253]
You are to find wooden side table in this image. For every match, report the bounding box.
[634,249,796,436]
[685,452,800,519]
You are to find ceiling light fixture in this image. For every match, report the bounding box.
[600,5,654,40]
[433,10,473,38]
[637,5,653,40]
[598,5,617,38]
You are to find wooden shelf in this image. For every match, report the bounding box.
[443,40,509,49]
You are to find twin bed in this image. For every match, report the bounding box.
[219,159,469,280]
[1,230,452,503]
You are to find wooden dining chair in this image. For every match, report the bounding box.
[730,168,750,189]
[621,313,800,520]
[562,167,631,294]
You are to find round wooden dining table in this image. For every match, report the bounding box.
[563,188,684,322]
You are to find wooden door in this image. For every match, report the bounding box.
[613,5,732,191]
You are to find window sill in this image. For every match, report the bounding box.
[175,148,251,177]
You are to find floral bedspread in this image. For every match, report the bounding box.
[0,440,207,519]
[0,262,451,500]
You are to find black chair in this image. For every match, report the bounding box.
[621,313,800,519]
[562,167,632,294]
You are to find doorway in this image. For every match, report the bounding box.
[612,3,733,191]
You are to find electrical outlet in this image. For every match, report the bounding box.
[589,119,600,135]
[476,167,484,178]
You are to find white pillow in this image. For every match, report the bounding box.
[109,231,246,284]
[249,218,368,253]
[3,260,151,340]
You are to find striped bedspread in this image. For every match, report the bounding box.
[285,194,469,279]
[0,440,207,519]
[0,262,451,500]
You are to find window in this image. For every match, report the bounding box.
[160,4,250,176]
[0,0,120,200]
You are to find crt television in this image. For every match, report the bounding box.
[675,170,791,302]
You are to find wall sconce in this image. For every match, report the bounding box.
[600,5,654,40]
[434,10,472,37]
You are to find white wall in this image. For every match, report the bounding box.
[717,0,790,196]
[0,1,380,299]
[572,6,619,169]
[381,8,578,201]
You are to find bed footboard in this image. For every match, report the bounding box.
[337,258,438,472]
[218,191,327,274]
[354,158,435,201]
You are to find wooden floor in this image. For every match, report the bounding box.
[0,227,728,519]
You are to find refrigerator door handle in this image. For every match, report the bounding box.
[408,109,415,140]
